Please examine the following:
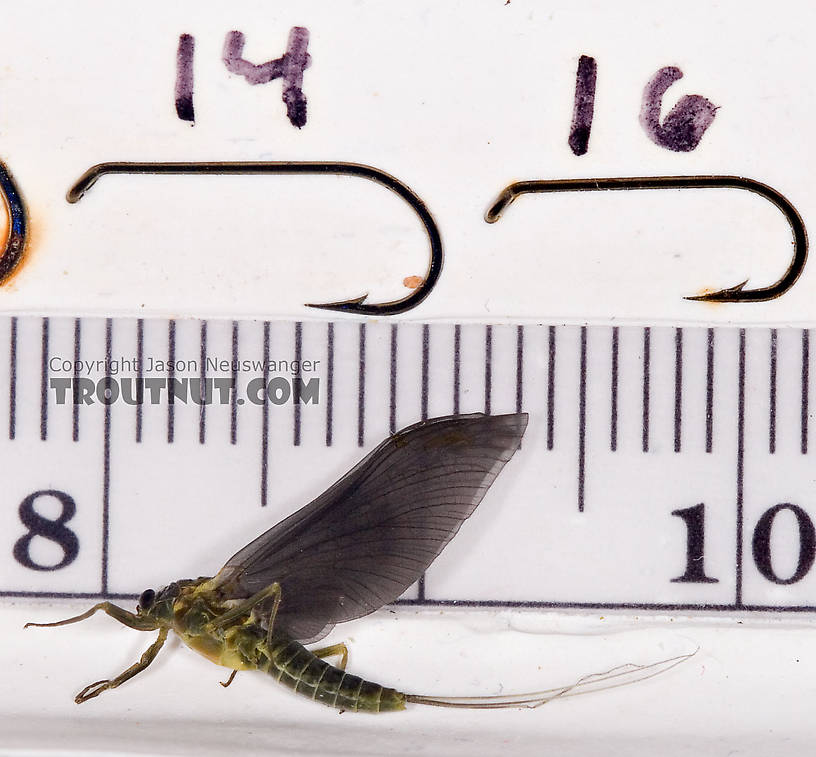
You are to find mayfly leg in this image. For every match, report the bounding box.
[214,583,285,689]
[74,627,169,703]
[25,602,167,704]
[24,602,157,632]
[219,638,349,687]
[205,582,282,645]
[311,642,349,670]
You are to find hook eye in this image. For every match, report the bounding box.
[0,161,27,283]
[486,175,808,303]
[67,161,443,315]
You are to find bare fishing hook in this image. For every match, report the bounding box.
[485,175,808,303]
[67,161,443,315]
[0,161,27,283]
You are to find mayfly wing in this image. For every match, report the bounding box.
[212,412,528,642]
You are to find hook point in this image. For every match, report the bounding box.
[305,293,370,313]
[684,279,750,302]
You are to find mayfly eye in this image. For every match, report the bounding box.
[138,589,155,612]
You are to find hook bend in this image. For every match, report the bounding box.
[0,161,27,283]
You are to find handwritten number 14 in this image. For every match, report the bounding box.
[174,27,311,128]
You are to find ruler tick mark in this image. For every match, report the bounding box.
[417,327,427,606]
[706,328,714,453]
[421,324,430,421]
[167,320,176,444]
[674,327,683,453]
[9,317,16,440]
[453,324,461,415]
[736,329,746,608]
[294,321,302,446]
[578,326,587,512]
[101,318,113,595]
[802,329,809,455]
[416,334,427,601]
[261,322,270,506]
[136,319,144,443]
[389,324,398,435]
[40,317,49,441]
[547,326,556,450]
[72,319,81,442]
[358,323,366,447]
[230,321,238,445]
[641,327,650,453]
[610,326,619,451]
[516,325,524,415]
[484,325,492,415]
[769,329,777,454]
[326,322,334,446]
[199,320,207,445]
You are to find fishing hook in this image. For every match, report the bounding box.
[67,161,443,315]
[485,175,808,303]
[0,161,27,283]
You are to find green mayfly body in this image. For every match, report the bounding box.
[26,412,685,712]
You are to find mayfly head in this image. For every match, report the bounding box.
[136,588,155,614]
[136,581,188,624]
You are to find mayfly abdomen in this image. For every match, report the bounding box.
[313,665,405,713]
[265,636,406,712]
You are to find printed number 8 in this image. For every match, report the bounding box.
[13,490,79,571]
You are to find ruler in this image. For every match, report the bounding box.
[3,314,816,615]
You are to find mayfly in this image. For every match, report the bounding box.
[27,412,687,712]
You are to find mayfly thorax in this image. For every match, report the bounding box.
[25,412,689,712]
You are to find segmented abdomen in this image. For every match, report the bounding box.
[263,636,406,713]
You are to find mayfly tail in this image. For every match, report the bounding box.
[404,650,697,710]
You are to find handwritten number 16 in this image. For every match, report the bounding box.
[570,56,716,155]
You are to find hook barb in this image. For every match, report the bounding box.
[684,279,749,302]
[68,161,443,316]
[304,293,369,313]
[485,175,808,303]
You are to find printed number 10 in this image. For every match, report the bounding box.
[672,503,816,586]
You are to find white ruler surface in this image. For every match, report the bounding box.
[2,315,815,615]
